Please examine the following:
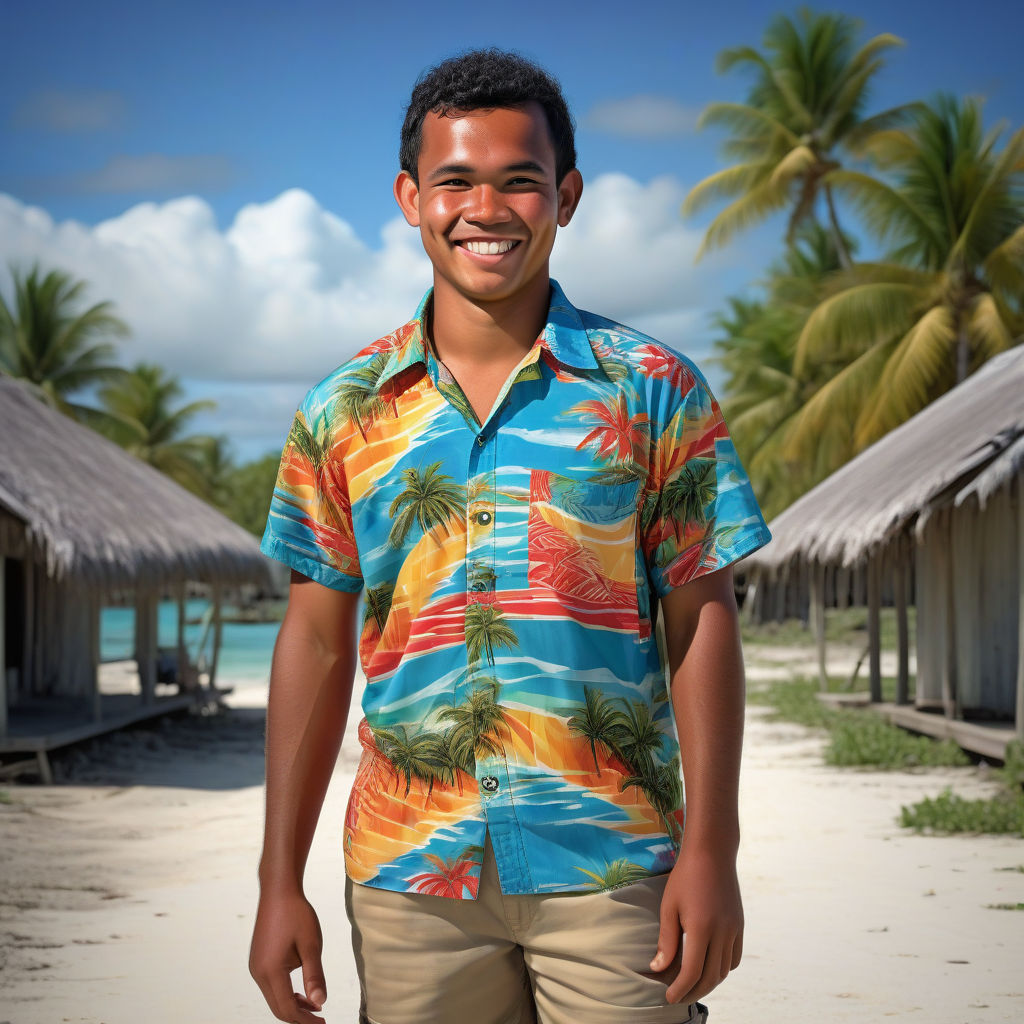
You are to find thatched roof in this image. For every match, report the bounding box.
[747,345,1024,573]
[0,374,270,588]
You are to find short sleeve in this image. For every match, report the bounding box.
[640,368,770,596]
[260,387,363,593]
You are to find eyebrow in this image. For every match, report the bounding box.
[428,160,547,181]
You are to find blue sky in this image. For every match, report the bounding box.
[2,0,1022,459]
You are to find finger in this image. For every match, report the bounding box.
[650,900,681,972]
[731,928,743,969]
[666,926,708,1004]
[299,940,327,1010]
[683,932,728,1005]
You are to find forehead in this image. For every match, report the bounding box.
[418,102,556,173]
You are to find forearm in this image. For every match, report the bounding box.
[258,604,356,891]
[664,570,745,854]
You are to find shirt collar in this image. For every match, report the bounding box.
[375,278,598,392]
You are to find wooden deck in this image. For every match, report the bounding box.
[871,702,1018,762]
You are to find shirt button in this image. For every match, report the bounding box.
[476,510,492,526]
[476,434,486,447]
[481,776,499,793]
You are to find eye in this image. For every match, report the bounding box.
[439,177,469,187]
[506,176,540,186]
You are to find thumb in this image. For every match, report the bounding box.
[650,898,680,972]
[299,939,327,1010]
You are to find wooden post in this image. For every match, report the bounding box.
[0,555,6,738]
[89,596,102,722]
[810,561,828,692]
[867,556,882,703]
[136,591,157,704]
[209,583,223,692]
[1016,480,1024,742]
[894,542,910,706]
[176,581,189,689]
[942,510,958,719]
[23,559,34,698]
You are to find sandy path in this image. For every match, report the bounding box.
[1,652,1022,1024]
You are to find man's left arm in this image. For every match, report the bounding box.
[650,563,745,1005]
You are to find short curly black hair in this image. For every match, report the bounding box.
[400,48,577,184]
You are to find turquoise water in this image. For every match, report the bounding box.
[101,599,279,686]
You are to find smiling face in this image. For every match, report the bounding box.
[394,103,583,310]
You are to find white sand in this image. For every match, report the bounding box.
[1,650,1022,1024]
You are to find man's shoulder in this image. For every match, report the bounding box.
[296,319,420,419]
[574,307,708,392]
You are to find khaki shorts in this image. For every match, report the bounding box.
[346,835,709,1024]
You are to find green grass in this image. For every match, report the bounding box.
[750,677,969,769]
[743,606,917,651]
[900,741,1024,837]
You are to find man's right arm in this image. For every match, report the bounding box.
[249,570,359,1023]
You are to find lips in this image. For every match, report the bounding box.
[455,239,521,255]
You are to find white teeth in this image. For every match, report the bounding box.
[462,240,517,255]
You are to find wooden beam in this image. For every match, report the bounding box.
[942,509,959,719]
[90,597,102,722]
[136,591,157,704]
[894,542,910,706]
[867,557,882,703]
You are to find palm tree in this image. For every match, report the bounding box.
[787,95,1024,458]
[438,678,510,775]
[575,858,649,889]
[570,393,650,466]
[0,264,128,423]
[332,352,394,438]
[387,462,465,548]
[566,686,627,776]
[684,9,916,267]
[372,724,438,799]
[98,363,217,495]
[659,460,717,533]
[710,222,851,514]
[408,845,484,898]
[613,699,663,777]
[363,582,395,633]
[464,602,519,667]
[621,760,684,839]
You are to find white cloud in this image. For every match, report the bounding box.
[35,153,236,195]
[0,176,732,445]
[14,89,126,133]
[585,95,699,138]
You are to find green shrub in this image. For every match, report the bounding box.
[826,714,970,769]
[900,787,1024,836]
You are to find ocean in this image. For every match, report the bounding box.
[100,599,280,689]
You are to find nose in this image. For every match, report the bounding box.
[464,184,512,224]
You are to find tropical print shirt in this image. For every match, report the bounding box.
[261,280,770,899]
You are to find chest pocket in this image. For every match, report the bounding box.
[528,469,641,629]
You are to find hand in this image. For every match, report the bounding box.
[650,842,744,1005]
[250,889,327,1023]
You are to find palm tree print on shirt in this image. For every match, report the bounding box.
[409,845,485,898]
[387,462,465,548]
[464,603,519,667]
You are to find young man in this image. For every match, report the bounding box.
[250,49,770,1024]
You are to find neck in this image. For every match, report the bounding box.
[430,272,551,367]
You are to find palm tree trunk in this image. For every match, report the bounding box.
[823,183,853,270]
[956,322,970,384]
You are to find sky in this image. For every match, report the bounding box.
[2,0,1022,461]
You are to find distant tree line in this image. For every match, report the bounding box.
[0,264,278,536]
[685,8,1023,518]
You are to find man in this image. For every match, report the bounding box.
[250,48,770,1024]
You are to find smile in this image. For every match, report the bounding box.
[457,240,520,255]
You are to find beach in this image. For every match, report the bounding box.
[2,648,1022,1024]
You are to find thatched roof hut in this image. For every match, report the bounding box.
[745,345,1023,755]
[0,375,270,777]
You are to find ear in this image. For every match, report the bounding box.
[394,170,421,227]
[556,169,584,228]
